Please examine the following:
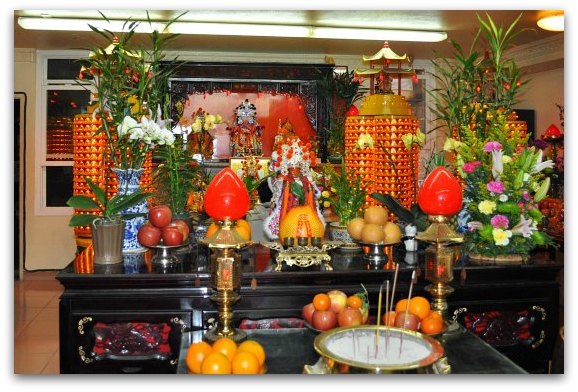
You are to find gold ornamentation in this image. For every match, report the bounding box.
[532,305,547,321]
[261,241,342,272]
[452,307,468,322]
[532,330,546,349]
[170,317,187,333]
[78,346,93,364]
[78,316,93,335]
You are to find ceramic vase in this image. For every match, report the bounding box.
[113,168,147,253]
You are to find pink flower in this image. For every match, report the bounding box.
[490,214,509,229]
[487,180,505,194]
[523,191,530,201]
[484,141,503,152]
[462,161,481,173]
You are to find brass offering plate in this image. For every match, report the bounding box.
[261,241,342,272]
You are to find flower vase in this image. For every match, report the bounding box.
[113,168,148,253]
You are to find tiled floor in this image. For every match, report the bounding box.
[14,271,62,374]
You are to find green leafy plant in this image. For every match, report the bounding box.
[66,178,152,226]
[428,12,530,141]
[152,137,200,215]
[318,70,367,157]
[370,193,429,232]
[328,162,367,224]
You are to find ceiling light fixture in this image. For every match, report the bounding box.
[537,13,564,31]
[18,17,447,42]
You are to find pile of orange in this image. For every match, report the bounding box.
[382,296,445,335]
[186,337,266,375]
[205,219,251,242]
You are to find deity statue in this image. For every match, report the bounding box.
[263,134,324,240]
[228,99,263,157]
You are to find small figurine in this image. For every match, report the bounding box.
[228,99,263,157]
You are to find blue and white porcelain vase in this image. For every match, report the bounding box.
[113,167,148,253]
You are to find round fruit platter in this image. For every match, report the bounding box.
[145,239,189,266]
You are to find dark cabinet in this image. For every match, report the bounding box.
[56,245,562,374]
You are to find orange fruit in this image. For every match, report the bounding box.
[212,337,237,361]
[346,295,363,309]
[395,298,409,313]
[421,316,444,335]
[237,340,266,367]
[200,351,232,374]
[313,293,331,311]
[205,222,218,240]
[409,296,431,320]
[206,220,251,241]
[185,341,213,374]
[428,310,443,321]
[231,350,261,374]
[382,311,397,327]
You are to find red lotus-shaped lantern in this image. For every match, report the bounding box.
[204,168,250,221]
[542,124,562,141]
[346,105,360,116]
[417,166,463,216]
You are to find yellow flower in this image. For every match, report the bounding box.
[478,200,497,215]
[323,201,331,208]
[443,138,462,152]
[330,187,337,193]
[492,228,512,246]
[322,190,330,198]
[502,155,512,164]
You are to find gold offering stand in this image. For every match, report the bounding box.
[415,215,463,324]
[201,220,252,343]
[261,241,342,272]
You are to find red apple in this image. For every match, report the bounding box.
[162,225,183,246]
[302,303,316,325]
[327,290,347,314]
[312,310,337,331]
[171,219,190,240]
[394,312,421,331]
[338,307,363,327]
[137,222,162,247]
[149,205,172,228]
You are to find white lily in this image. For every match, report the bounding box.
[118,115,140,137]
[512,215,537,238]
[532,150,554,173]
[491,150,503,178]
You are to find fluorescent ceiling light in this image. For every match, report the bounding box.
[17,17,165,33]
[168,22,312,38]
[18,17,447,42]
[537,14,564,31]
[312,27,446,42]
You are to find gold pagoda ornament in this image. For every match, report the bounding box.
[345,42,420,210]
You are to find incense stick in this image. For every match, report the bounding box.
[384,280,390,354]
[386,264,399,348]
[375,282,383,357]
[399,269,416,357]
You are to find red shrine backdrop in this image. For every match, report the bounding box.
[182,92,316,156]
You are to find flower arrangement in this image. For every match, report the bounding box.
[238,156,274,200]
[328,162,367,224]
[447,111,553,258]
[78,16,181,172]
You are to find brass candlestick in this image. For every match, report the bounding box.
[203,219,251,343]
[416,215,462,322]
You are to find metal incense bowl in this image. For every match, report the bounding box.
[304,326,450,374]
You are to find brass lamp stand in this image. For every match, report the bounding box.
[203,220,251,343]
[415,215,463,322]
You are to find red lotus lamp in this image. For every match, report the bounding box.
[542,124,562,141]
[202,168,252,343]
[415,166,463,323]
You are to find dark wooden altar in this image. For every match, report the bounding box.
[56,243,562,374]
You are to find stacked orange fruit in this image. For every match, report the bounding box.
[382,296,445,335]
[186,337,266,375]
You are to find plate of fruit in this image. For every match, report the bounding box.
[301,290,370,333]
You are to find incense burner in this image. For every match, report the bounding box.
[304,326,450,374]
